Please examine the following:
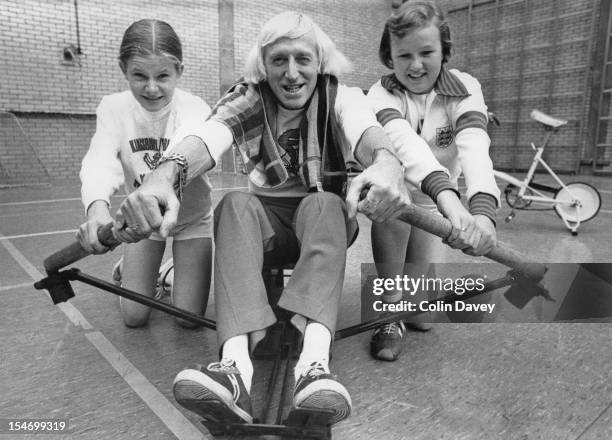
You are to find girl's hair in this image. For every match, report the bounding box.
[243,11,351,83]
[379,0,452,69]
[118,19,183,72]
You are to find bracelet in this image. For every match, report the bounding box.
[156,153,188,201]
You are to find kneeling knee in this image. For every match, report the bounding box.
[174,316,200,329]
[122,315,149,328]
[120,304,151,328]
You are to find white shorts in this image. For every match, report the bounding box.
[149,209,213,241]
[149,176,214,241]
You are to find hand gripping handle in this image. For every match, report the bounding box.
[396,203,547,281]
[43,223,119,273]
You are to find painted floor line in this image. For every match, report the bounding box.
[86,332,207,440]
[0,281,34,291]
[0,229,78,241]
[573,401,612,439]
[0,231,206,440]
[0,186,248,207]
[0,207,84,219]
[0,196,85,206]
[0,234,93,330]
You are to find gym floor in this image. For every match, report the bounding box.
[1,172,611,440]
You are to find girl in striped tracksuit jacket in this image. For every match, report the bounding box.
[366,0,502,362]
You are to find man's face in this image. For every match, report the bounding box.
[263,35,319,109]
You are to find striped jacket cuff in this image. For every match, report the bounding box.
[469,192,498,226]
[455,111,488,134]
[376,108,403,126]
[421,171,459,202]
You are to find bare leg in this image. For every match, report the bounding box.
[404,225,445,328]
[171,237,212,328]
[120,239,166,327]
[371,220,412,304]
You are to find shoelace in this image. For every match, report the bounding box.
[208,358,235,372]
[380,322,403,335]
[206,359,242,402]
[305,362,328,379]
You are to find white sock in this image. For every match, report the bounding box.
[221,335,254,393]
[295,322,331,381]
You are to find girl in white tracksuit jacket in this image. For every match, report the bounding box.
[366,1,501,361]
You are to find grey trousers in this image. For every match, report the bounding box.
[212,191,354,348]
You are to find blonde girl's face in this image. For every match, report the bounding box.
[123,54,183,112]
[390,23,443,95]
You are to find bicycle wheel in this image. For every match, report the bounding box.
[504,184,533,209]
[553,182,601,223]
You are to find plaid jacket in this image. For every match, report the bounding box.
[210,75,348,197]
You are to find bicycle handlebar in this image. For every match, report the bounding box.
[487,111,500,126]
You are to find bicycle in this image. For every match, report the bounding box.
[491,109,602,235]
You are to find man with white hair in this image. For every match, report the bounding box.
[115,11,465,425]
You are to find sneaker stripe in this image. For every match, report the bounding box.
[228,374,240,401]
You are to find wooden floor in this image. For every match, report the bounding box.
[1,173,611,440]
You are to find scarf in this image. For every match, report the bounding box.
[210,75,347,197]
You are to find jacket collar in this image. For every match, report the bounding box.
[381,65,469,97]
[435,66,470,97]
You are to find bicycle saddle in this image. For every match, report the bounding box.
[530,109,567,128]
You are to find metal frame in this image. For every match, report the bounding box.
[34,262,549,439]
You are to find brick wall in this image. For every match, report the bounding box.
[437,0,600,172]
[1,0,219,113]
[1,0,391,182]
[11,113,96,182]
[233,0,390,92]
[1,0,220,183]
[0,0,603,182]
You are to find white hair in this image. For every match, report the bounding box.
[243,11,352,83]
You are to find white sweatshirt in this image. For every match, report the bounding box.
[80,88,212,221]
